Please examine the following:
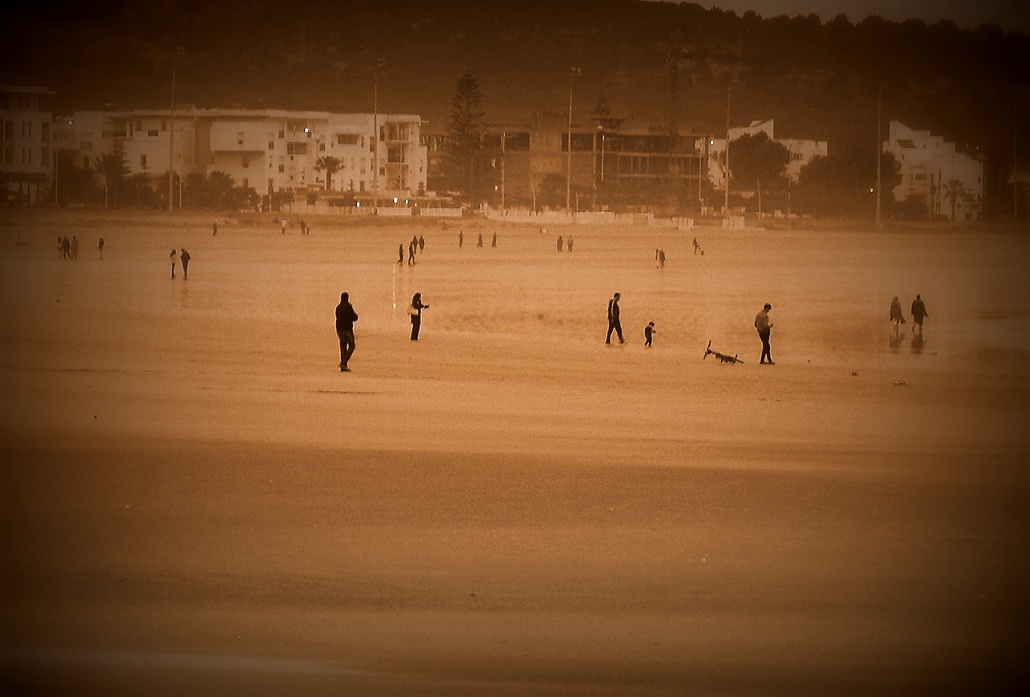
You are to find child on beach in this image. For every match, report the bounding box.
[644,322,656,347]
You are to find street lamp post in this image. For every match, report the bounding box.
[723,80,732,215]
[566,67,580,213]
[168,47,182,213]
[875,82,883,226]
[373,57,384,212]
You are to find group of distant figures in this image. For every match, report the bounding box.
[457,230,497,249]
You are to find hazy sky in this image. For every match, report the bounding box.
[682,0,1029,33]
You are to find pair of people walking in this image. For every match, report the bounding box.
[893,295,929,334]
[169,248,191,279]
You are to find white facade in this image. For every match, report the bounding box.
[707,119,826,189]
[884,120,983,220]
[1,85,56,203]
[55,107,428,204]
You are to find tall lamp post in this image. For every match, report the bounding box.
[168,47,182,213]
[723,80,733,215]
[566,67,580,212]
[875,82,884,226]
[373,57,384,211]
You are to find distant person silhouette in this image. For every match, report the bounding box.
[606,292,624,344]
[180,249,191,279]
[755,303,774,364]
[889,296,905,333]
[98,237,104,259]
[335,291,358,372]
[644,321,655,347]
[557,235,564,252]
[408,292,429,341]
[169,249,178,278]
[910,294,928,334]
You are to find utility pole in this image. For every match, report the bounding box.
[566,67,580,212]
[168,47,182,213]
[373,57,384,212]
[875,82,883,226]
[723,81,732,214]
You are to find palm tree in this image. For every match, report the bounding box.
[92,152,129,209]
[943,178,966,221]
[316,156,342,192]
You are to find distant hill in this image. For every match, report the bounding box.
[4,0,1029,160]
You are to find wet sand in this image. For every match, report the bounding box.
[1,210,1028,695]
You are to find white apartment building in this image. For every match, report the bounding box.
[1,84,56,204]
[54,108,428,205]
[708,119,827,191]
[884,120,983,220]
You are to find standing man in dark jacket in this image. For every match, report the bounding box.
[606,292,624,344]
[335,292,358,372]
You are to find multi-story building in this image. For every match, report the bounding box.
[428,112,709,213]
[707,119,828,194]
[0,84,56,204]
[55,108,428,207]
[884,120,983,220]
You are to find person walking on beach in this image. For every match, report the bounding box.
[418,235,425,252]
[606,292,624,344]
[398,243,405,265]
[477,232,484,247]
[98,238,104,259]
[459,230,464,247]
[910,294,928,334]
[408,292,429,341]
[70,235,79,259]
[180,249,191,280]
[169,249,178,278]
[644,321,656,347]
[491,231,497,248]
[755,303,774,364]
[62,236,70,259]
[567,236,573,252]
[408,241,417,266]
[889,296,905,333]
[335,291,358,372]
[557,235,564,252]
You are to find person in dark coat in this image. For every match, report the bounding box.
[408,292,429,341]
[606,292,624,344]
[910,294,928,334]
[180,249,191,279]
[335,291,358,371]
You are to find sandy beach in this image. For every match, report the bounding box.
[1,209,1027,696]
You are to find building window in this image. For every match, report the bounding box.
[278,164,285,173]
[337,134,359,146]
[242,154,249,168]
[268,141,275,150]
[148,130,159,137]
